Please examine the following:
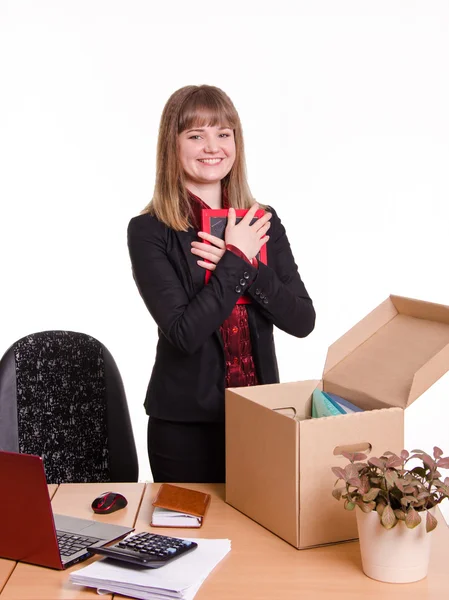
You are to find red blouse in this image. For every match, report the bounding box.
[189,192,258,388]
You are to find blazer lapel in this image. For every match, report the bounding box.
[175,229,206,295]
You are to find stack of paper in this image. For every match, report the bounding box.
[70,538,231,600]
[152,506,201,528]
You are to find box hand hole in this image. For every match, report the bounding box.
[333,442,372,456]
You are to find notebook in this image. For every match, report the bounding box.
[151,484,211,528]
[311,389,363,418]
[323,392,363,414]
[201,208,268,304]
[0,450,134,569]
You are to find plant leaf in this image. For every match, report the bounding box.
[331,467,346,480]
[417,491,431,500]
[376,502,386,516]
[363,488,380,502]
[433,446,443,459]
[381,505,397,529]
[385,469,398,487]
[401,449,410,460]
[345,464,360,480]
[395,478,405,492]
[400,495,416,507]
[348,477,362,488]
[405,480,422,488]
[435,484,449,497]
[394,509,406,521]
[405,507,422,529]
[352,453,368,461]
[436,457,449,469]
[368,457,386,470]
[358,475,370,494]
[344,500,355,511]
[426,510,438,533]
[332,487,345,501]
[341,451,355,462]
[355,500,374,513]
[353,462,368,472]
[409,466,427,478]
[386,455,403,469]
[421,453,436,469]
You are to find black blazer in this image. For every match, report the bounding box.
[127,206,315,423]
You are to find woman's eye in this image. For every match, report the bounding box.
[189,135,202,140]
[219,133,230,138]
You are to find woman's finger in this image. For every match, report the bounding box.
[191,247,221,263]
[257,221,271,237]
[196,260,216,271]
[197,231,226,248]
[253,211,272,232]
[191,241,224,256]
[240,202,259,225]
[226,207,237,229]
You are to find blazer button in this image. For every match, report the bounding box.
[255,288,261,295]
[263,298,269,304]
[235,285,242,293]
[239,278,246,286]
[259,293,265,300]
[243,272,250,279]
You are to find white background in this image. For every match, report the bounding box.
[1,0,448,485]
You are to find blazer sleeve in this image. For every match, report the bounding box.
[246,207,316,338]
[127,215,258,355]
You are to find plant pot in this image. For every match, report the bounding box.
[356,508,435,583]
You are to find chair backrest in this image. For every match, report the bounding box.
[0,331,138,483]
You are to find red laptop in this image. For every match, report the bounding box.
[0,451,134,569]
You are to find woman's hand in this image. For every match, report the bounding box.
[224,204,271,260]
[191,232,226,271]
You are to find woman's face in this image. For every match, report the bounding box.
[178,124,236,187]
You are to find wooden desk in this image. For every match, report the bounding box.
[0,483,448,599]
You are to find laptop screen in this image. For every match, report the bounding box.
[0,451,63,569]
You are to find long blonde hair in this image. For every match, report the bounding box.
[143,85,255,231]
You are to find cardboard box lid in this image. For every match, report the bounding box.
[323,295,449,410]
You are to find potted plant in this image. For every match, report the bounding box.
[332,446,449,583]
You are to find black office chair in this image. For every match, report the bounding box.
[0,330,139,484]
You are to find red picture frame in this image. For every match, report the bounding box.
[201,209,268,304]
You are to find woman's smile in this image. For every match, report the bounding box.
[197,158,224,165]
[178,125,236,187]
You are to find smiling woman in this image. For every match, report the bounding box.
[127,85,316,483]
[178,125,236,202]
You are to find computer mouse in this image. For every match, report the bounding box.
[91,491,128,514]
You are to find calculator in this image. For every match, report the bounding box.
[90,531,198,568]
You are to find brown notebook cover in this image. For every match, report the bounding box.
[151,484,211,528]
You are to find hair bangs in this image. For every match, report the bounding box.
[178,88,237,133]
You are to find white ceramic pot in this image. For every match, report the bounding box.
[356,508,435,583]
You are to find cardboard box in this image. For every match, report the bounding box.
[225,295,449,549]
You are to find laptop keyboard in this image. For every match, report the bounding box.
[56,530,101,558]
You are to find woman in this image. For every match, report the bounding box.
[128,85,315,483]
